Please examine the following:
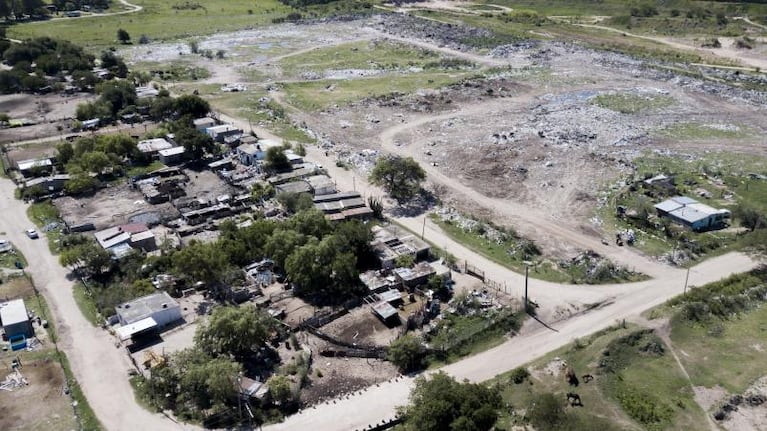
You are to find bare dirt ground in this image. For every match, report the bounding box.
[720,376,767,431]
[54,182,178,230]
[0,358,78,431]
[0,93,94,145]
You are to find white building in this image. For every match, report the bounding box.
[115,291,182,341]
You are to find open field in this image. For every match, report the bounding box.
[7,0,294,48]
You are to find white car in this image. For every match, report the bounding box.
[25,228,39,239]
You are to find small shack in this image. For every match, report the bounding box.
[158,146,186,165]
[0,299,33,339]
[654,196,730,232]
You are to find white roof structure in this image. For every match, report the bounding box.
[17,158,52,171]
[116,317,157,341]
[654,196,730,224]
[137,138,173,154]
[0,299,28,326]
[159,146,186,157]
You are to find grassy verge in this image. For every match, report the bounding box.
[73,282,102,326]
[426,308,524,367]
[27,200,60,226]
[126,160,166,177]
[58,352,104,431]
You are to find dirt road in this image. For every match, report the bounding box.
[374,98,673,280]
[574,23,767,71]
[0,179,196,431]
[266,250,757,430]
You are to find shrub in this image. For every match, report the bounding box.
[509,367,529,384]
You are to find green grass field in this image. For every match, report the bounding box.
[280,72,468,111]
[278,39,473,79]
[492,323,706,430]
[657,122,755,140]
[592,92,675,114]
[8,0,293,48]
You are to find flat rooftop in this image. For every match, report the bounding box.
[115,291,179,323]
[0,299,28,326]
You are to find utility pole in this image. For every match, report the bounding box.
[683,267,690,296]
[421,216,426,240]
[523,261,531,312]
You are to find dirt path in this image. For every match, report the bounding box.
[574,23,767,70]
[374,96,672,279]
[0,179,196,431]
[733,16,767,31]
[266,251,757,431]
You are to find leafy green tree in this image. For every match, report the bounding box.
[194,306,276,359]
[285,234,361,303]
[117,29,131,44]
[149,96,175,120]
[265,146,291,172]
[251,182,275,202]
[267,375,293,404]
[171,241,230,285]
[388,334,426,372]
[395,254,415,268]
[174,126,215,159]
[400,372,502,431]
[95,80,136,117]
[99,50,128,78]
[277,191,314,214]
[174,94,210,118]
[56,141,75,166]
[734,204,766,231]
[59,241,113,275]
[264,228,307,269]
[370,155,426,204]
[65,171,99,195]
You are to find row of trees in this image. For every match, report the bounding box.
[0,36,100,94]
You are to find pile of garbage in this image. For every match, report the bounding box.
[0,369,28,392]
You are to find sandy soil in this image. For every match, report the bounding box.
[0,358,78,431]
[721,376,767,431]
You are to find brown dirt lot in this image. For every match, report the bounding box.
[0,92,94,144]
[0,357,78,431]
[54,182,178,230]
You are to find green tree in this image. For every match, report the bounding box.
[117,28,131,44]
[174,94,210,118]
[277,191,314,214]
[251,182,275,202]
[96,80,136,117]
[194,306,276,359]
[174,126,215,159]
[395,254,415,268]
[370,155,426,204]
[264,228,307,269]
[172,241,230,285]
[267,374,293,404]
[65,171,99,194]
[400,372,502,431]
[265,146,291,172]
[99,50,128,78]
[388,334,426,372]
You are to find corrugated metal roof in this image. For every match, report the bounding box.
[654,199,682,213]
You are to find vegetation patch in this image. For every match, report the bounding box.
[280,72,467,111]
[591,92,675,114]
[657,122,753,140]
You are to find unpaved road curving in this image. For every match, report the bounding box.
[0,179,197,431]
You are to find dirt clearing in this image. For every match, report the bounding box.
[0,357,78,431]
